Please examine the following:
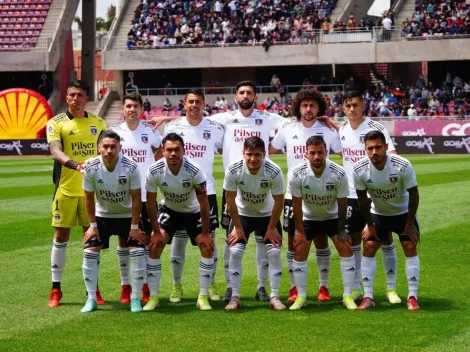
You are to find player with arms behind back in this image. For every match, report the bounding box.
[144,133,214,311]
[81,130,145,313]
[46,80,106,308]
[353,131,421,311]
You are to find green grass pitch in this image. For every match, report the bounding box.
[0,154,470,352]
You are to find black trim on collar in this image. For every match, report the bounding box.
[65,110,89,119]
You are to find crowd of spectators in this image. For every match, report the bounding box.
[126,0,338,49]
[401,0,470,37]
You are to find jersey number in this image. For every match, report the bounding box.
[55,200,59,211]
[284,205,293,219]
[158,213,170,225]
[346,206,353,219]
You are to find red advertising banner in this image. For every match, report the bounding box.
[395,120,470,136]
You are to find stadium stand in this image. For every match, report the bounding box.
[0,0,52,51]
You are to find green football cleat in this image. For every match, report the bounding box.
[130,298,143,313]
[343,295,358,310]
[143,296,160,311]
[209,283,220,301]
[80,298,98,313]
[386,290,402,304]
[169,285,183,303]
[196,295,212,311]
[289,296,308,310]
[352,288,364,301]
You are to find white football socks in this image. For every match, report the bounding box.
[352,244,362,290]
[117,246,130,286]
[382,243,398,290]
[82,249,99,300]
[406,256,420,299]
[211,230,218,284]
[266,244,282,298]
[51,240,68,283]
[255,235,269,290]
[130,248,146,300]
[229,243,245,297]
[224,239,231,288]
[340,256,355,297]
[146,258,162,296]
[316,247,331,288]
[362,256,377,299]
[199,257,215,296]
[292,260,308,298]
[170,230,188,286]
[286,250,295,288]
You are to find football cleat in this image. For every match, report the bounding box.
[120,285,131,304]
[96,287,105,305]
[358,297,376,310]
[289,296,308,310]
[169,284,183,303]
[196,295,212,311]
[209,283,220,301]
[352,288,364,301]
[287,286,298,302]
[143,296,160,311]
[225,296,241,311]
[130,298,143,313]
[269,296,286,311]
[386,290,402,304]
[255,287,270,301]
[407,296,420,311]
[317,286,331,302]
[47,288,62,308]
[342,295,358,310]
[80,298,98,313]
[142,283,150,304]
[222,287,232,302]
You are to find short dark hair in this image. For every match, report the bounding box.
[293,89,327,119]
[68,80,89,95]
[243,136,265,152]
[99,129,121,143]
[363,130,386,144]
[343,90,363,103]
[306,135,326,150]
[185,89,205,102]
[122,92,143,106]
[236,81,257,95]
[162,132,185,149]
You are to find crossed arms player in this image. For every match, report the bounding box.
[144,133,215,311]
[81,130,146,313]
[353,131,421,311]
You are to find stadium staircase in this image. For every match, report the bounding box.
[394,0,415,27]
[109,0,141,50]
[32,0,65,51]
[101,100,122,125]
[330,0,353,21]
[352,63,391,88]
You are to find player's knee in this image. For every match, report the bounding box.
[401,241,417,257]
[336,243,352,257]
[198,243,213,258]
[54,228,70,243]
[350,231,362,245]
[229,244,245,261]
[118,236,127,247]
[294,242,309,260]
[363,241,380,256]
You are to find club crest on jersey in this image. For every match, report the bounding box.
[182,180,191,188]
[141,134,149,144]
[260,180,269,188]
[359,134,366,144]
[389,175,398,184]
[255,118,263,126]
[326,183,335,191]
[54,214,61,221]
[119,176,128,185]
[90,126,98,136]
[203,131,211,140]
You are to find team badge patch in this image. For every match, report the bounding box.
[359,134,366,144]
[326,183,335,191]
[54,214,61,221]
[255,118,263,126]
[141,134,149,143]
[119,176,128,185]
[182,180,191,188]
[90,126,98,136]
[389,175,398,184]
[260,180,269,188]
[203,131,211,140]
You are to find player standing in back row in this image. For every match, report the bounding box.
[108,92,162,305]
[339,91,400,304]
[353,131,421,310]
[46,80,106,308]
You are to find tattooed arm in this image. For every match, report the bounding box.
[49,140,80,170]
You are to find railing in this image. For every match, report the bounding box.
[125,84,345,96]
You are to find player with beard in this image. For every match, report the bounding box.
[340,91,400,304]
[163,90,224,303]
[270,89,342,303]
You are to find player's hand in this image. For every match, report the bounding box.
[228,227,247,246]
[362,224,379,241]
[198,233,214,252]
[78,158,94,173]
[147,115,172,130]
[84,227,100,244]
[318,116,339,131]
[337,231,352,248]
[293,231,308,248]
[129,228,148,245]
[402,223,420,244]
[265,227,282,247]
[150,230,166,249]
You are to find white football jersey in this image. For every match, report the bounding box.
[223,158,284,217]
[288,159,349,221]
[163,117,224,195]
[83,155,141,218]
[210,109,284,168]
[339,118,396,199]
[352,155,417,216]
[109,121,162,201]
[146,156,207,213]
